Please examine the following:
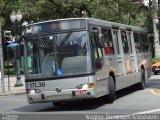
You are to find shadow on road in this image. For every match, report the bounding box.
[13,75,160,112]
[37,87,141,112]
[12,87,143,112]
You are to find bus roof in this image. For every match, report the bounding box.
[88,18,146,32]
[26,17,146,32]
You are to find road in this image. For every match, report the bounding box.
[0,75,160,120]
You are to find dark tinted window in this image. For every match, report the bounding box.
[121,31,129,53]
[133,32,140,53]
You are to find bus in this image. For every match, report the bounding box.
[24,18,152,106]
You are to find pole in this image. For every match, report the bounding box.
[15,32,23,87]
[152,0,160,57]
[0,0,10,92]
[0,25,5,92]
[7,47,10,91]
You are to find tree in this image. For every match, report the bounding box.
[1,0,152,29]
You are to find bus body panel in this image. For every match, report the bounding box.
[137,53,152,79]
[116,71,141,91]
[26,76,98,103]
[26,76,89,91]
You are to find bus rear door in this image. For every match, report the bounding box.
[126,30,137,73]
[121,30,134,74]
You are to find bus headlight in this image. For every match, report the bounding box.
[30,90,35,94]
[27,89,41,95]
[76,83,94,90]
[73,83,94,96]
[82,84,88,90]
[76,84,87,90]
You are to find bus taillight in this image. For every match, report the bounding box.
[88,83,94,88]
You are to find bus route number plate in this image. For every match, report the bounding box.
[29,82,46,88]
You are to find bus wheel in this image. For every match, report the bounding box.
[137,69,145,90]
[154,72,158,75]
[107,76,116,103]
[53,102,62,107]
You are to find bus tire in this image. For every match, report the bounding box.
[154,72,158,75]
[137,69,145,90]
[53,102,62,107]
[107,76,116,103]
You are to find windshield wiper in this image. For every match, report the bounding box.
[59,30,72,47]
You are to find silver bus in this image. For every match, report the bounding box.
[24,18,152,106]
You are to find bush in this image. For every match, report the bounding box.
[20,68,24,74]
[152,57,160,64]
[4,67,15,75]
[4,67,24,75]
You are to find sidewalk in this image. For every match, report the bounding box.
[0,75,26,96]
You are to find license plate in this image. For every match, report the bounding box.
[155,68,159,70]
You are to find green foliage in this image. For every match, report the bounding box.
[4,67,15,75]
[20,68,24,74]
[4,67,24,75]
[144,11,153,33]
[152,57,160,64]
[0,17,5,25]
[3,1,145,20]
[1,0,153,31]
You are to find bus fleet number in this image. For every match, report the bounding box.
[29,82,45,88]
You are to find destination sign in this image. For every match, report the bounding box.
[26,19,86,33]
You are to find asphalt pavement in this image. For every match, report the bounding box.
[0,75,160,115]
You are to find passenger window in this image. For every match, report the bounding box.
[142,33,149,52]
[127,31,132,53]
[113,30,120,54]
[101,28,115,55]
[133,33,140,53]
[91,26,103,70]
[139,33,144,52]
[91,32,98,59]
[139,33,148,52]
[121,31,129,54]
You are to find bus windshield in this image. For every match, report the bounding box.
[25,31,92,78]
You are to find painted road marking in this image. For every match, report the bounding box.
[134,109,160,114]
[150,89,160,96]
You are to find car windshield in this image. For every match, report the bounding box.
[25,31,92,78]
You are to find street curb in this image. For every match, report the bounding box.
[0,91,26,96]
[150,89,160,96]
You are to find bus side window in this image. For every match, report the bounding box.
[113,30,120,55]
[101,28,115,55]
[148,34,153,53]
[90,31,103,70]
[133,32,140,53]
[121,31,129,54]
[143,33,149,52]
[139,33,148,52]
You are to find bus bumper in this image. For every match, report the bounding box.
[27,88,95,104]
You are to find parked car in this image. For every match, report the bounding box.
[152,61,160,75]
